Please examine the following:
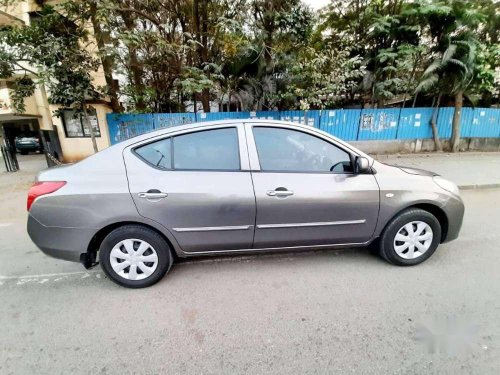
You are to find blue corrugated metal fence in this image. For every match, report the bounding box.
[107,107,500,145]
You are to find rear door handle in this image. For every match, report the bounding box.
[267,189,294,197]
[138,190,168,199]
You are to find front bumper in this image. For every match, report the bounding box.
[27,214,95,263]
[442,195,465,243]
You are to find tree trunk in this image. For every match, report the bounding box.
[451,91,463,153]
[430,94,442,152]
[412,92,418,108]
[193,0,210,112]
[120,10,146,111]
[82,104,98,154]
[401,61,418,110]
[201,0,210,112]
[90,2,122,113]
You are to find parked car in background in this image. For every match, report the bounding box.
[26,120,464,288]
[15,134,42,155]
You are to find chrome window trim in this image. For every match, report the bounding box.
[173,225,252,233]
[256,220,366,229]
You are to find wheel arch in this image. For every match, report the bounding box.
[82,221,180,268]
[381,203,448,243]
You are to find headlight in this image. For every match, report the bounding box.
[433,176,459,195]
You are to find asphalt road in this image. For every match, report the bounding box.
[1,159,499,374]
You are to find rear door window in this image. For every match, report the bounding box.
[173,128,239,170]
[134,127,240,171]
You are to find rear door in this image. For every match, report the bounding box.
[246,125,380,249]
[124,125,256,253]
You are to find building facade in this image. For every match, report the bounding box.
[0,0,112,162]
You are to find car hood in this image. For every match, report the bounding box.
[386,164,438,177]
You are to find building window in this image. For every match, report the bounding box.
[61,108,101,138]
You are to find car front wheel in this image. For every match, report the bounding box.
[99,225,173,288]
[379,208,441,266]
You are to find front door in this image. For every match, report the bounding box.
[124,126,256,253]
[247,126,379,249]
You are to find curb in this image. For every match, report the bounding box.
[458,183,500,190]
[374,151,500,160]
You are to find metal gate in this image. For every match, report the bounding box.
[1,144,19,172]
[40,127,63,167]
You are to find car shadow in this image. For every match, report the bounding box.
[164,246,385,282]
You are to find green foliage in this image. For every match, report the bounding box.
[1,0,498,113]
[278,44,365,109]
[415,0,496,106]
[0,4,100,113]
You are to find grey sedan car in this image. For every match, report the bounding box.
[27,120,464,288]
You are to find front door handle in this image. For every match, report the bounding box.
[138,189,168,199]
[267,188,294,197]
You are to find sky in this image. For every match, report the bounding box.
[303,0,330,10]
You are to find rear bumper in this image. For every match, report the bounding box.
[16,144,40,151]
[442,195,465,243]
[27,214,94,263]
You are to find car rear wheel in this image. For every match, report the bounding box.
[99,225,173,288]
[379,208,441,266]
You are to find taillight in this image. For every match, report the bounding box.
[27,181,66,211]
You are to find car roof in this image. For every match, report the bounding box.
[118,119,302,145]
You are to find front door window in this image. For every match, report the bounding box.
[253,127,353,173]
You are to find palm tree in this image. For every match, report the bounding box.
[416,35,477,152]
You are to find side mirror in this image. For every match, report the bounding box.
[355,157,370,174]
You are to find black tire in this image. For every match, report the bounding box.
[20,151,28,155]
[379,208,441,266]
[99,225,173,288]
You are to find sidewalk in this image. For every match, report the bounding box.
[375,152,500,189]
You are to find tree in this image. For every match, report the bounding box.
[2,0,498,116]
[0,4,102,152]
[278,44,365,110]
[415,0,490,152]
[418,37,480,151]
